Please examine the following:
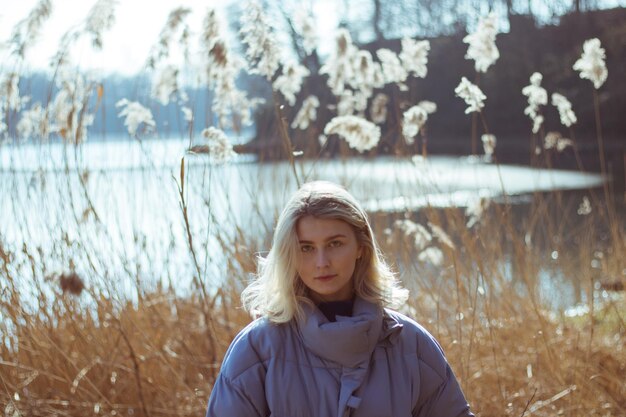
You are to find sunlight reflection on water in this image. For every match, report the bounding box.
[0,139,607,309]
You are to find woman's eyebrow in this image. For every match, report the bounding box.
[298,234,347,244]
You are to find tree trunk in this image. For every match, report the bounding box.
[373,0,384,41]
[505,0,513,19]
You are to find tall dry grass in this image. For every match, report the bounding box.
[1,177,624,416]
[1,2,625,417]
[374,200,625,416]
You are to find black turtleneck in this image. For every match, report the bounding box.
[317,299,354,322]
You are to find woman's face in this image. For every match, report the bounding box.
[295,216,363,303]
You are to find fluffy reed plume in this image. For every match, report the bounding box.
[323,115,380,152]
[455,77,486,114]
[0,72,25,137]
[116,99,156,137]
[349,50,383,96]
[369,93,389,124]
[463,12,499,73]
[143,8,193,106]
[182,106,193,123]
[574,39,610,198]
[0,72,26,112]
[392,218,447,265]
[353,90,371,115]
[577,196,592,215]
[240,1,281,80]
[201,8,220,51]
[7,0,52,59]
[16,103,50,141]
[544,131,573,152]
[481,133,496,161]
[151,64,179,106]
[293,9,318,55]
[320,29,356,95]
[200,9,260,131]
[393,219,432,251]
[334,90,354,116]
[402,101,437,144]
[201,127,236,164]
[351,50,374,88]
[551,93,577,127]
[336,89,369,116]
[573,38,608,89]
[376,48,408,88]
[145,7,191,69]
[522,72,547,134]
[84,0,117,50]
[201,9,241,82]
[417,246,444,266]
[273,61,310,106]
[291,96,319,130]
[49,69,94,144]
[47,0,116,72]
[465,198,491,228]
[399,38,430,78]
[427,222,456,250]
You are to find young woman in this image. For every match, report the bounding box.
[206,181,474,417]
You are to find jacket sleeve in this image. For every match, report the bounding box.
[206,372,268,417]
[205,321,269,417]
[411,326,474,417]
[412,363,473,417]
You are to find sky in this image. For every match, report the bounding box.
[3,0,624,76]
[0,0,339,76]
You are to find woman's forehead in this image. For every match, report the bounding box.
[295,216,355,241]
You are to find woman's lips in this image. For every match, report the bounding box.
[315,274,336,281]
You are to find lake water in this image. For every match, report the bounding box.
[0,138,607,309]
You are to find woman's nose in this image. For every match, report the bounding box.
[315,249,330,268]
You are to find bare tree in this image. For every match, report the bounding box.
[373,0,384,41]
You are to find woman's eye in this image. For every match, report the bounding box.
[329,240,342,248]
[300,245,313,253]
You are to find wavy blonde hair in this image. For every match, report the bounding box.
[241,181,408,323]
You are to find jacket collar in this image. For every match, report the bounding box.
[296,298,405,417]
[296,297,384,368]
[380,308,404,346]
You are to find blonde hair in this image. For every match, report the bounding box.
[241,181,408,323]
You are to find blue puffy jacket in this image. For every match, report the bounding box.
[206,297,474,417]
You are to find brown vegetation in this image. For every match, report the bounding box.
[1,187,624,416]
